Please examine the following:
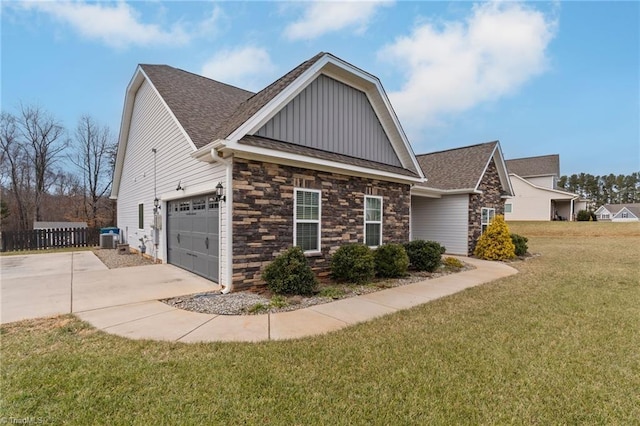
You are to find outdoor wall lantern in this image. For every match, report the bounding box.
[153,197,160,213]
[214,182,226,202]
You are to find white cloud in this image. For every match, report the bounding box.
[379,1,557,133]
[17,1,191,48]
[201,47,277,91]
[284,0,394,41]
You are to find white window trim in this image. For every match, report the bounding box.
[294,188,322,253]
[364,195,383,248]
[138,202,144,230]
[481,207,496,234]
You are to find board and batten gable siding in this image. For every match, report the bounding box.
[411,194,469,255]
[117,79,228,282]
[255,74,402,167]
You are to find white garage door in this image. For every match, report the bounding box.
[167,195,219,282]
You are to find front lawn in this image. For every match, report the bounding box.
[1,222,639,424]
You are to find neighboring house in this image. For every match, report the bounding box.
[505,155,588,221]
[594,204,640,222]
[33,222,88,229]
[111,52,427,292]
[412,141,514,255]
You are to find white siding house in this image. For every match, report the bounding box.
[505,155,587,221]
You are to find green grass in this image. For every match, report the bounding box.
[1,223,639,424]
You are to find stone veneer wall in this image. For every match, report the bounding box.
[468,158,505,255]
[232,158,411,291]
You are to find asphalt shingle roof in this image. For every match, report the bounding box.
[239,135,420,177]
[212,52,326,141]
[506,154,560,178]
[602,203,640,217]
[415,141,498,190]
[141,53,326,149]
[140,65,254,149]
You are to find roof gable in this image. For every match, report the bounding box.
[219,52,423,177]
[604,203,640,217]
[254,74,402,168]
[506,154,560,178]
[414,141,513,194]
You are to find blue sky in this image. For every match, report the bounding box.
[2,1,638,176]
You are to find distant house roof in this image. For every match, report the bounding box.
[34,222,88,229]
[414,141,512,194]
[601,203,640,217]
[506,154,560,178]
[139,64,254,149]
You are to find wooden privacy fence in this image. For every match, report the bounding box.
[0,228,100,252]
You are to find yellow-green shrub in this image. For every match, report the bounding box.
[473,215,516,260]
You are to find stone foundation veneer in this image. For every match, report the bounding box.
[468,158,505,255]
[232,158,411,291]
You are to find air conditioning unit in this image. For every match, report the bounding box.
[100,233,117,249]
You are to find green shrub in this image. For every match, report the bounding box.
[331,243,375,284]
[404,240,445,272]
[442,256,464,269]
[576,210,597,221]
[474,215,515,260]
[374,243,409,278]
[510,233,529,256]
[262,246,318,295]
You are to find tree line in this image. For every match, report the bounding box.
[557,172,640,207]
[1,104,116,231]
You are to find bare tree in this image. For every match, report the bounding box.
[16,104,68,223]
[0,112,32,230]
[71,115,116,227]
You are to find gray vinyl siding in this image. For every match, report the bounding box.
[117,80,227,282]
[411,194,469,255]
[256,74,402,167]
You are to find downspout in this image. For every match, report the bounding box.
[211,147,234,294]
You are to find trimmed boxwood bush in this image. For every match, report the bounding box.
[403,240,445,272]
[510,233,529,257]
[474,215,515,260]
[374,243,409,278]
[331,243,375,284]
[262,246,318,295]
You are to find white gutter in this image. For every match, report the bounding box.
[210,145,234,294]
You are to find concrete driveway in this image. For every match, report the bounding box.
[0,251,219,324]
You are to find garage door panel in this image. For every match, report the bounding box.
[166,195,219,282]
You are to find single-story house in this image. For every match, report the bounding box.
[111,52,508,292]
[504,155,588,221]
[412,141,514,255]
[594,203,640,222]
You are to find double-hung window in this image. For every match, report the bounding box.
[481,207,495,233]
[294,189,321,252]
[364,196,383,247]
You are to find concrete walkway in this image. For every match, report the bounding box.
[75,257,518,343]
[0,252,218,324]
